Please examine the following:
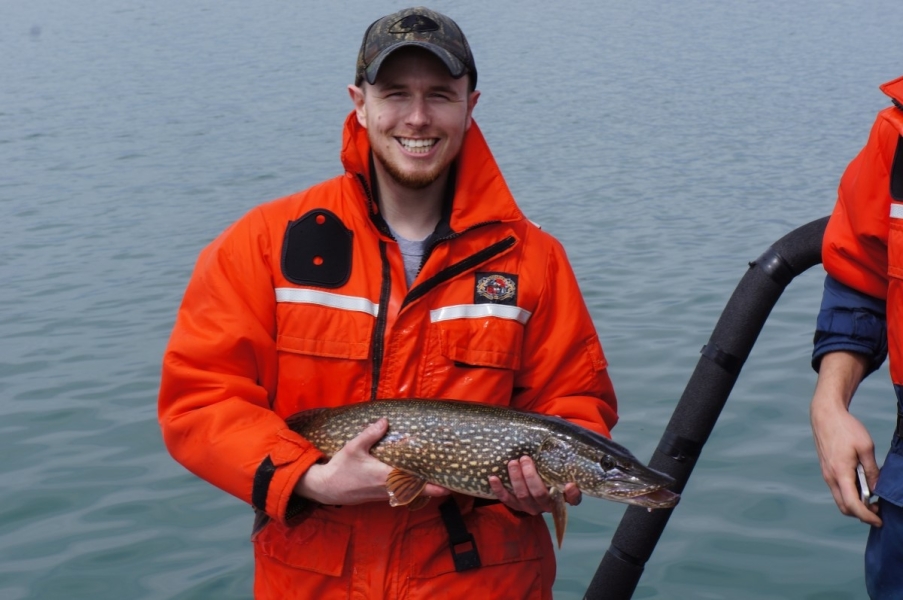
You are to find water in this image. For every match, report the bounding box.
[3,0,902,597]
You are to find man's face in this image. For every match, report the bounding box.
[349,48,479,190]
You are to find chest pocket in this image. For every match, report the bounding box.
[276,312,372,360]
[421,303,532,400]
[274,289,376,408]
[275,290,374,360]
[435,316,524,371]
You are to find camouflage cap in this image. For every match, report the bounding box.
[355,7,477,90]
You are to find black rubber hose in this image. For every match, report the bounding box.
[584,216,829,600]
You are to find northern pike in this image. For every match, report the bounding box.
[285,399,679,547]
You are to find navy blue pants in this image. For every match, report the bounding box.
[865,500,903,598]
[867,394,903,599]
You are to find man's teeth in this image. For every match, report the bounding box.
[399,138,436,153]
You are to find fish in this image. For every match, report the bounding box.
[285,398,679,547]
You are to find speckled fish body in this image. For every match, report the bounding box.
[285,399,678,546]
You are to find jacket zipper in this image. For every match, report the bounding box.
[354,173,394,401]
[401,235,516,311]
[370,240,392,401]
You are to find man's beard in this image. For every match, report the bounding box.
[371,143,448,190]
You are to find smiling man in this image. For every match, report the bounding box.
[158,7,619,599]
[349,45,478,241]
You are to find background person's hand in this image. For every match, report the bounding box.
[811,351,882,527]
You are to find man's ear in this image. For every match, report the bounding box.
[465,89,480,131]
[348,84,367,128]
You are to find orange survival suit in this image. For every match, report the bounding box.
[158,111,619,599]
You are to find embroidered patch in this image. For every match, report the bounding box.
[389,15,440,34]
[474,272,518,306]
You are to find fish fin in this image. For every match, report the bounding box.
[406,495,431,511]
[550,487,567,549]
[386,468,428,508]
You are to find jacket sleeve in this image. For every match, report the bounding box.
[512,235,618,437]
[811,274,887,375]
[158,207,323,523]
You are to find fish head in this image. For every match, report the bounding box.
[579,454,679,508]
[559,436,680,509]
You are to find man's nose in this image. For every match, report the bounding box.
[405,97,430,127]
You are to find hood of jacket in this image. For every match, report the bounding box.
[338,111,526,234]
[881,75,903,107]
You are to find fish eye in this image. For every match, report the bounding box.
[601,457,615,471]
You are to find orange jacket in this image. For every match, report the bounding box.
[159,112,618,598]
[823,75,903,384]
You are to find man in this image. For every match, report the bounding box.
[159,7,618,599]
[810,75,903,598]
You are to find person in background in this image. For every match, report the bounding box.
[158,7,618,599]
[810,75,903,599]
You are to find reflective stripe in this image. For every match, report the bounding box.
[430,304,532,324]
[275,288,379,317]
[891,203,903,219]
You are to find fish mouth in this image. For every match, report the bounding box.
[597,468,680,508]
[620,487,680,509]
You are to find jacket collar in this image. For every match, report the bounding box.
[881,75,903,107]
[339,112,525,234]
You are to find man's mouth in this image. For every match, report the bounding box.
[397,137,438,154]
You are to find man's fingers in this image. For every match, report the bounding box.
[488,476,512,502]
[860,457,881,492]
[346,418,388,453]
[564,482,582,506]
[422,483,451,497]
[506,459,544,514]
[837,471,883,527]
[491,463,536,513]
[507,459,530,500]
[847,495,883,527]
[519,457,549,499]
[491,457,584,514]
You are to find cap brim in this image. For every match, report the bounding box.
[364,41,466,85]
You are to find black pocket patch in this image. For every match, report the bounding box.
[282,209,353,288]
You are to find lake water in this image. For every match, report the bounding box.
[3,1,903,598]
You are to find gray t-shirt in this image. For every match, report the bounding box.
[388,226,427,288]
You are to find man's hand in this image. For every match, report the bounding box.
[811,351,882,527]
[487,455,581,514]
[294,418,450,506]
